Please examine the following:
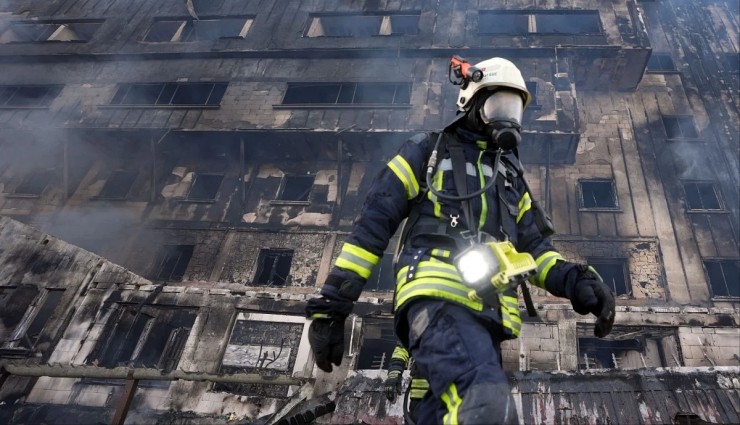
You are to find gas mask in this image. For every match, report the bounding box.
[474,89,524,150]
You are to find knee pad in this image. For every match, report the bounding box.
[456,383,519,425]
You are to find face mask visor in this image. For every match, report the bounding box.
[480,89,524,126]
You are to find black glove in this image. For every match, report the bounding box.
[384,370,403,401]
[305,275,363,373]
[567,265,616,338]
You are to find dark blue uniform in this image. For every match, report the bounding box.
[330,127,573,424]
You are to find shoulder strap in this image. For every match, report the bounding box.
[447,136,476,235]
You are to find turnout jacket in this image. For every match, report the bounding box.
[328,126,573,345]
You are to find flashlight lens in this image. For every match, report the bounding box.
[457,250,491,284]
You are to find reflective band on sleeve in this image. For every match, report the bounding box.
[392,345,410,363]
[335,242,380,279]
[387,155,419,199]
[441,383,463,425]
[532,251,563,288]
[517,192,532,223]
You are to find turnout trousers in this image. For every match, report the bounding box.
[405,300,519,425]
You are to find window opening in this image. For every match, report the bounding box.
[88,305,196,372]
[356,319,396,370]
[479,10,601,35]
[704,259,739,298]
[98,170,137,200]
[278,175,314,202]
[154,245,194,281]
[725,53,739,74]
[0,85,62,108]
[662,115,698,139]
[0,21,102,43]
[254,249,293,286]
[578,326,680,370]
[186,173,223,202]
[683,181,722,211]
[0,285,40,346]
[587,259,630,296]
[366,253,395,291]
[144,17,252,42]
[647,53,676,72]
[579,179,618,209]
[13,170,54,197]
[281,82,411,106]
[110,82,227,107]
[307,13,419,37]
[216,314,305,398]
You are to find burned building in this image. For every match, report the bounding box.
[0,0,738,423]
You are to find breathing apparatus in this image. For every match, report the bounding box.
[422,56,537,302]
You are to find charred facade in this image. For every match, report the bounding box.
[0,0,738,424]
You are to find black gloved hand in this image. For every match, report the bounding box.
[568,265,616,338]
[305,275,362,373]
[384,370,403,401]
[307,317,346,373]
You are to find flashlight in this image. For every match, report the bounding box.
[454,241,538,302]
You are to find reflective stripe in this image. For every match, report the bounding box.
[438,158,493,178]
[410,378,430,399]
[392,345,410,363]
[388,155,419,199]
[499,294,522,337]
[441,383,462,425]
[431,249,451,258]
[477,150,488,230]
[335,243,380,279]
[517,192,532,223]
[430,168,443,217]
[532,251,563,288]
[397,260,461,284]
[396,278,483,311]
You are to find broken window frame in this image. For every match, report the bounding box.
[479,10,603,35]
[0,85,63,109]
[577,325,682,370]
[185,173,224,202]
[273,174,315,204]
[216,312,310,398]
[578,179,620,211]
[7,169,55,198]
[143,16,253,42]
[586,258,631,297]
[95,169,138,200]
[85,304,197,386]
[106,82,228,108]
[153,244,194,282]
[1,288,64,354]
[305,12,420,37]
[0,20,103,43]
[356,318,396,370]
[278,82,412,108]
[253,248,294,286]
[682,180,724,212]
[703,258,740,299]
[647,53,678,73]
[662,115,699,139]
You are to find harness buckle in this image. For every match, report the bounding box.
[450,214,459,228]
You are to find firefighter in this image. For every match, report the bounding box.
[305,57,616,424]
[385,343,428,423]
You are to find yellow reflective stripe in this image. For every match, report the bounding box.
[499,294,522,337]
[431,249,451,258]
[428,168,444,218]
[517,192,532,223]
[335,243,380,279]
[532,251,563,288]
[442,383,462,425]
[410,389,428,399]
[411,378,429,390]
[396,278,483,311]
[477,150,488,230]
[392,346,410,363]
[387,155,419,199]
[396,261,461,285]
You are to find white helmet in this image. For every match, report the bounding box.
[456,57,531,112]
